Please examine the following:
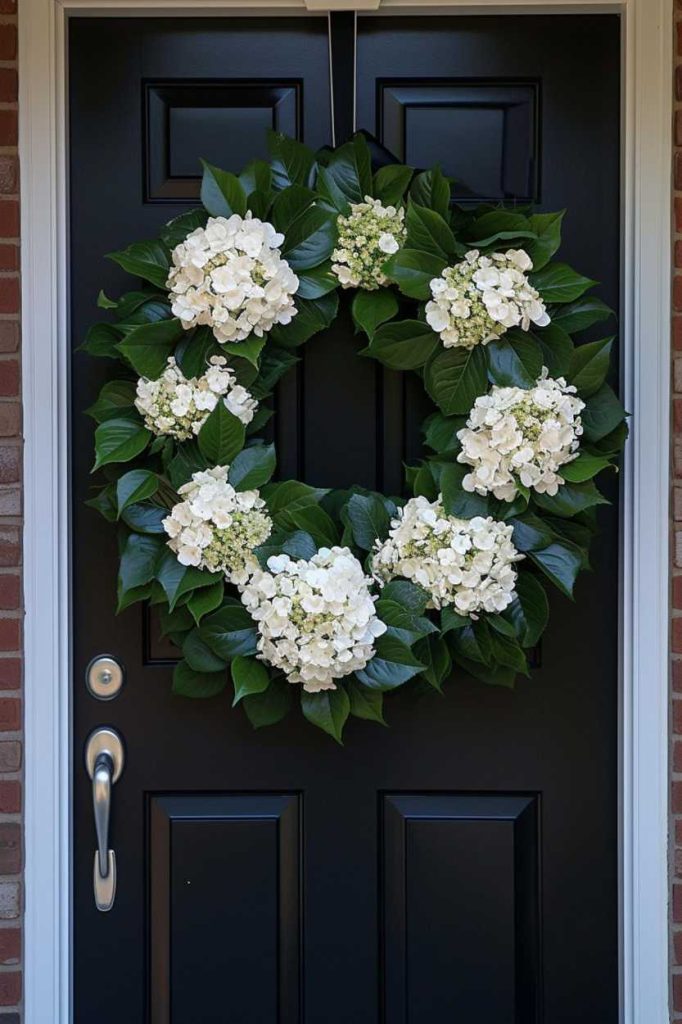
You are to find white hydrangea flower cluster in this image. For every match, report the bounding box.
[163,466,272,586]
[331,196,406,290]
[425,249,550,350]
[457,371,585,501]
[372,495,522,615]
[134,356,257,440]
[167,214,299,344]
[240,546,387,692]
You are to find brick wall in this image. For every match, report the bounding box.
[675,4,682,1020]
[0,1,20,1021]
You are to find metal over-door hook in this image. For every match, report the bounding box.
[85,728,125,912]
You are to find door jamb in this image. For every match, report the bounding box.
[18,0,672,1020]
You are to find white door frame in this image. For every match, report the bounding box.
[18,0,672,1019]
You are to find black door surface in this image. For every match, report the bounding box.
[70,14,620,1024]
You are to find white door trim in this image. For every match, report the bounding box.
[18,0,672,1020]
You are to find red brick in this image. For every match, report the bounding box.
[673,659,682,692]
[0,528,19,568]
[0,489,19,517]
[0,26,17,62]
[0,578,18,611]
[0,407,19,438]
[0,364,18,399]
[0,112,17,153]
[0,970,21,1006]
[677,64,682,103]
[677,110,682,148]
[0,743,21,772]
[675,198,682,233]
[0,281,18,317]
[674,318,682,351]
[675,931,682,965]
[0,248,17,274]
[677,241,682,270]
[673,780,682,812]
[0,929,19,967]
[675,277,682,313]
[0,159,17,200]
[0,699,19,732]
[0,447,18,485]
[0,824,21,876]
[674,972,682,1011]
[0,203,18,239]
[0,659,19,691]
[0,783,20,816]
[0,325,17,357]
[676,152,682,192]
[0,69,17,105]
[673,883,682,922]
[0,621,19,652]
[673,695,682,732]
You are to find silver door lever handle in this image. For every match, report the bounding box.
[85,728,125,912]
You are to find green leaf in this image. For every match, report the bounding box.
[352,290,399,339]
[367,319,439,370]
[172,659,226,699]
[569,337,613,397]
[452,655,516,688]
[219,335,265,369]
[118,532,162,597]
[373,164,413,206]
[552,296,615,334]
[375,598,436,646]
[410,167,450,219]
[489,630,529,675]
[183,627,228,673]
[93,417,150,471]
[239,159,273,197]
[423,412,464,454]
[380,579,429,614]
[271,293,338,347]
[86,380,137,423]
[441,606,470,634]
[242,677,292,728]
[263,480,328,517]
[250,346,299,400]
[200,160,247,217]
[187,581,224,626]
[452,622,492,665]
[116,317,185,379]
[560,451,613,482]
[465,211,533,248]
[524,211,565,271]
[121,502,167,534]
[347,680,386,724]
[529,540,583,598]
[228,443,276,491]
[532,323,574,378]
[246,190,273,221]
[533,479,608,517]
[268,131,316,190]
[383,248,447,300]
[280,206,337,271]
[254,529,318,567]
[295,263,339,300]
[414,633,452,691]
[80,322,124,359]
[581,384,626,443]
[197,402,245,465]
[284,505,338,548]
[167,440,209,490]
[320,135,373,207]
[355,635,425,691]
[486,333,542,388]
[510,513,554,552]
[406,202,457,259]
[271,185,317,233]
[107,240,170,289]
[156,548,220,611]
[301,687,350,743]
[160,209,208,250]
[116,469,158,516]
[440,462,489,518]
[345,493,391,550]
[231,655,270,705]
[158,604,193,637]
[530,263,597,303]
[200,603,258,660]
[502,573,549,647]
[425,344,488,416]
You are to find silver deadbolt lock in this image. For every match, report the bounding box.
[85,727,125,912]
[86,655,124,700]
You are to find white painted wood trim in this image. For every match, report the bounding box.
[18,0,672,1020]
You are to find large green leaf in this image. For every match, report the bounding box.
[423,412,464,454]
[318,135,373,208]
[414,633,452,691]
[268,131,316,190]
[172,659,226,699]
[228,443,276,491]
[239,159,273,197]
[183,628,228,673]
[242,677,292,728]
[197,402,246,465]
[107,240,170,289]
[569,337,613,397]
[187,581,225,625]
[532,324,574,378]
[295,263,339,300]
[373,164,413,206]
[524,211,565,271]
[231,655,270,705]
[116,469,158,516]
[347,680,386,725]
[510,513,554,552]
[410,168,450,219]
[351,290,398,339]
[405,202,457,259]
[533,479,608,517]
[581,383,627,443]
[93,417,150,471]
[200,160,247,217]
[86,380,137,423]
[529,540,583,598]
[368,319,439,370]
[383,249,447,300]
[254,530,318,567]
[160,209,208,249]
[270,185,317,234]
[355,635,425,690]
[424,345,488,416]
[271,294,338,347]
[530,263,597,303]
[502,573,549,647]
[486,333,542,388]
[374,598,436,646]
[200,603,258,660]
[551,296,615,334]
[116,317,185,379]
[380,579,429,614]
[560,451,614,483]
[345,493,391,551]
[118,532,163,596]
[440,462,489,518]
[280,206,337,271]
[121,502,167,535]
[301,687,350,743]
[156,548,221,610]
[80,322,124,359]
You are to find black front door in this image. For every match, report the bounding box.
[70,14,620,1023]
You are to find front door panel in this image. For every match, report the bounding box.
[70,15,620,1023]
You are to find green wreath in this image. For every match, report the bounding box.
[84,131,626,743]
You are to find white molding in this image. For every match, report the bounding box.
[18,0,672,1021]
